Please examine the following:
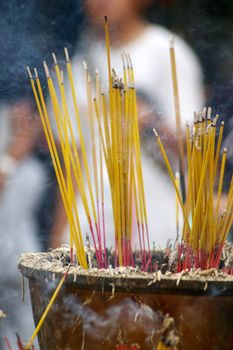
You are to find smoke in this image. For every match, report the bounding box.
[59,294,162,346]
[0,0,84,103]
[0,1,40,100]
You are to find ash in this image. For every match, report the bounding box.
[18,241,233,285]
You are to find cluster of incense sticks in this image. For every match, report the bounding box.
[101,17,150,268]
[26,17,150,269]
[154,109,233,270]
[26,15,233,273]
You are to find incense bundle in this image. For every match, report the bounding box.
[26,17,150,270]
[154,109,233,270]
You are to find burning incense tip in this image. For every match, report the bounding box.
[186,121,189,128]
[198,112,202,123]
[121,53,126,69]
[26,66,32,79]
[43,61,50,78]
[52,52,58,65]
[207,106,212,120]
[83,61,87,70]
[96,69,99,75]
[202,107,207,119]
[127,53,133,69]
[223,147,227,153]
[33,68,38,79]
[104,15,108,22]
[169,34,175,48]
[194,111,198,123]
[221,121,225,126]
[221,209,227,216]
[64,47,70,62]
[100,85,105,94]
[123,52,130,69]
[213,114,219,126]
[153,128,159,138]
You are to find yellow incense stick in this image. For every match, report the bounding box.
[153,129,190,232]
[25,266,70,350]
[175,172,180,240]
[104,16,112,90]
[169,36,185,201]
[213,148,227,241]
[64,48,98,228]
[214,121,224,178]
[219,176,233,243]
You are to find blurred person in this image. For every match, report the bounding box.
[50,0,204,249]
[0,99,46,348]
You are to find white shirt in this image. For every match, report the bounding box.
[73,24,204,126]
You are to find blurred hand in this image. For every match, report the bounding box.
[0,171,6,193]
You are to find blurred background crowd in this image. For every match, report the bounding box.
[0,0,233,347]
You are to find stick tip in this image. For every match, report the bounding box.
[43,61,50,78]
[213,114,219,126]
[121,53,126,69]
[26,66,32,79]
[104,15,108,22]
[207,106,212,120]
[127,53,133,69]
[52,52,58,65]
[223,147,227,153]
[169,34,175,48]
[33,67,38,79]
[101,85,105,94]
[83,61,87,70]
[124,51,130,69]
[153,128,159,138]
[221,121,225,126]
[64,47,70,62]
[198,112,202,123]
[202,106,207,120]
[194,111,198,123]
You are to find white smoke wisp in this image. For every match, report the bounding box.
[62,295,162,343]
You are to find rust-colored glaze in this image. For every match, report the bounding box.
[28,277,233,350]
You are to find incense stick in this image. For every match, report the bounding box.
[4,338,13,350]
[25,265,70,350]
[169,36,186,202]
